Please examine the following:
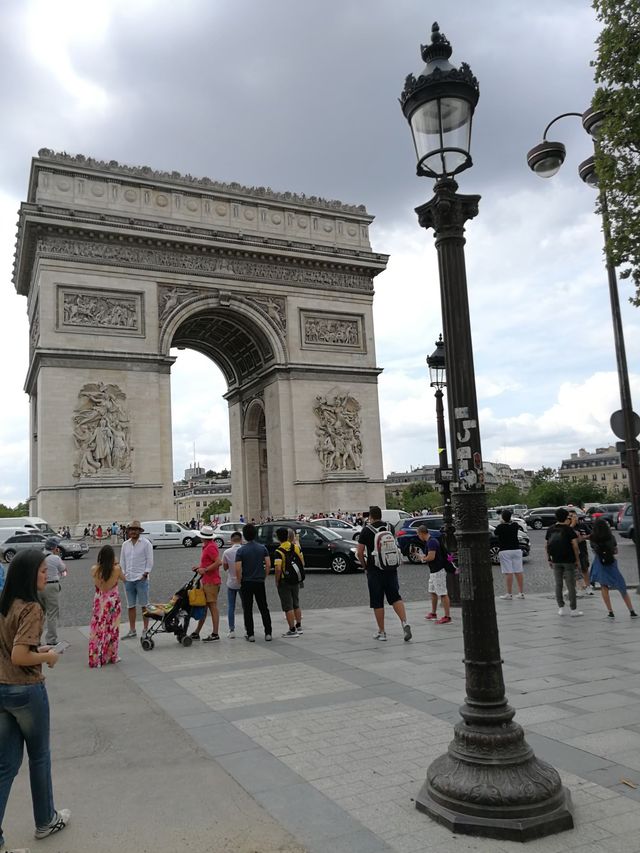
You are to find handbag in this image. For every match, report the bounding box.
[188,581,206,607]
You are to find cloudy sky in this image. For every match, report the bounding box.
[1,0,639,505]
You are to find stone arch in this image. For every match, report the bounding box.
[241,396,269,518]
[160,293,287,392]
[14,151,388,527]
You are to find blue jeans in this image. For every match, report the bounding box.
[227,587,240,631]
[0,681,55,842]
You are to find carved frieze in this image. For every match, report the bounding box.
[314,391,363,473]
[301,311,364,351]
[36,237,373,293]
[72,382,132,478]
[58,287,144,336]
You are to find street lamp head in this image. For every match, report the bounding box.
[526,140,567,178]
[400,22,479,180]
[578,154,598,188]
[582,105,606,138]
[426,334,446,388]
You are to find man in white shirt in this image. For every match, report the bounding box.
[120,520,153,638]
[39,537,67,644]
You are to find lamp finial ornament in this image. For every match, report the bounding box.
[421,21,453,63]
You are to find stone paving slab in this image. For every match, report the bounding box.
[72,593,640,851]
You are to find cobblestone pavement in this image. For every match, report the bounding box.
[56,530,640,628]
[72,593,640,853]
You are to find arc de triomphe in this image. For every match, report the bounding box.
[13,151,389,527]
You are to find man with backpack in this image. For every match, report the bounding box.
[273,527,305,637]
[357,505,412,642]
[545,508,583,617]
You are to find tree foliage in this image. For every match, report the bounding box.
[204,498,231,520]
[592,0,640,303]
[0,502,28,518]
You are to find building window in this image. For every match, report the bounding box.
[613,473,618,480]
[601,474,606,480]
[592,475,597,481]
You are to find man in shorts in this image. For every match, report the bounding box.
[120,520,153,638]
[357,505,412,642]
[190,525,222,641]
[411,526,451,624]
[274,527,304,637]
[495,510,524,600]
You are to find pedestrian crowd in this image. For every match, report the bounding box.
[1,501,636,851]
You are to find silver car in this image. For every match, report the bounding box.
[309,517,362,541]
[1,532,88,562]
[210,522,245,548]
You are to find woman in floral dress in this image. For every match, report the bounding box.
[89,545,126,667]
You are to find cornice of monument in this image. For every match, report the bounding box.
[33,149,371,219]
[14,206,386,297]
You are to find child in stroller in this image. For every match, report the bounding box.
[140,571,201,650]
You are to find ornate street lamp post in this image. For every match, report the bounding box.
[400,23,573,841]
[527,110,640,588]
[426,335,459,605]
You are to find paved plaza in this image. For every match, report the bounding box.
[7,593,640,853]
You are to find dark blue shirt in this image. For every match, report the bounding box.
[236,541,269,582]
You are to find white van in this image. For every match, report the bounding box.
[140,521,201,548]
[380,510,412,532]
[0,527,30,544]
[0,517,56,535]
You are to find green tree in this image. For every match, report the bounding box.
[0,501,28,518]
[565,481,608,507]
[489,484,524,507]
[205,469,215,478]
[526,481,567,508]
[592,0,640,303]
[204,498,231,520]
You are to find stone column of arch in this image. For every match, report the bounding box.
[13,150,388,527]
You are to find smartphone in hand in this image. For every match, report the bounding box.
[51,640,70,654]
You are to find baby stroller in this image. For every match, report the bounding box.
[140,571,201,650]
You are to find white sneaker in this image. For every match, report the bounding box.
[374,631,387,641]
[35,808,71,839]
[585,587,595,596]
[499,593,513,600]
[570,610,584,618]
[558,607,567,616]
[516,593,525,599]
[227,630,235,639]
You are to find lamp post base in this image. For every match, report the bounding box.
[415,717,574,842]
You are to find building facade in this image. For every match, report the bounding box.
[559,446,628,494]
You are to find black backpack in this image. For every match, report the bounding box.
[594,540,616,566]
[437,536,456,574]
[277,546,305,585]
[547,526,570,562]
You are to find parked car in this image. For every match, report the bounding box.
[618,503,635,541]
[396,516,530,564]
[209,522,245,548]
[309,517,362,541]
[256,520,361,574]
[1,532,89,562]
[584,503,625,528]
[140,521,201,548]
[522,507,561,529]
[487,509,527,532]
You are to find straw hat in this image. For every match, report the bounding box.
[127,520,145,532]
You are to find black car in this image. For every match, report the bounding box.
[256,520,361,574]
[396,516,530,565]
